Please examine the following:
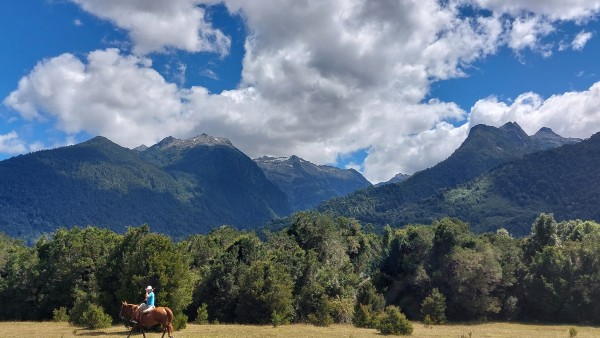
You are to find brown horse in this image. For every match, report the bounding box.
[119,301,174,338]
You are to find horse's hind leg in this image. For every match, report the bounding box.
[160,325,166,338]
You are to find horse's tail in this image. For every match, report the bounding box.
[166,307,174,333]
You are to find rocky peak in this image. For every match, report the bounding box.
[152,134,233,150]
[532,127,581,148]
[499,122,528,141]
[133,144,148,152]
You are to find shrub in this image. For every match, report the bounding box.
[420,288,446,324]
[307,312,333,327]
[52,307,69,322]
[329,296,354,324]
[353,304,374,328]
[271,310,290,327]
[307,297,333,327]
[423,314,433,328]
[79,304,112,329]
[173,313,188,331]
[353,281,386,328]
[376,306,413,336]
[570,327,578,337]
[194,304,209,325]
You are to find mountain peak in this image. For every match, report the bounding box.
[532,127,581,147]
[152,134,233,150]
[133,144,148,152]
[500,121,523,131]
[534,127,557,136]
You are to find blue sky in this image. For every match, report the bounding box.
[2,1,600,183]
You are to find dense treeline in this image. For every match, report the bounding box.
[1,212,600,330]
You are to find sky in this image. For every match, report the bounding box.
[2,1,600,183]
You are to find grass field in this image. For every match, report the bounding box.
[1,321,599,338]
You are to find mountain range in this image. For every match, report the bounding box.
[319,122,586,235]
[1,122,597,241]
[0,134,367,242]
[254,155,371,212]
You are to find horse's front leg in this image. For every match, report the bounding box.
[126,324,136,338]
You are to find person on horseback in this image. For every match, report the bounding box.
[133,285,156,323]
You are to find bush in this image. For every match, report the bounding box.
[52,307,69,322]
[307,297,333,327]
[353,281,385,328]
[307,312,333,327]
[420,288,446,324]
[194,304,209,325]
[570,327,578,337]
[376,306,413,336]
[271,310,290,327]
[353,304,376,328]
[173,312,188,331]
[69,298,111,329]
[78,304,112,329]
[329,296,354,324]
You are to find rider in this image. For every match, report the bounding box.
[133,285,156,322]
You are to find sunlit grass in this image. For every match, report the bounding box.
[1,321,599,337]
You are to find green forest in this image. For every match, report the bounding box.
[1,212,599,335]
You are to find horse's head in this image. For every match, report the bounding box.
[119,301,136,321]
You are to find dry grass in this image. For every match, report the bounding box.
[0,321,598,338]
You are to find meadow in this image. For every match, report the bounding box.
[1,322,599,338]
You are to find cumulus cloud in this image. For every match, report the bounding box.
[470,82,600,138]
[471,0,600,21]
[572,30,594,50]
[508,15,554,54]
[0,131,28,154]
[4,49,192,147]
[5,0,600,182]
[69,0,231,55]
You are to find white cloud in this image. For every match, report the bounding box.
[508,15,554,53]
[471,0,600,21]
[572,30,594,50]
[4,49,191,147]
[5,0,600,183]
[69,0,231,55]
[0,131,28,154]
[470,81,600,138]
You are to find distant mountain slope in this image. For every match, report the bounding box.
[393,131,600,236]
[319,123,581,225]
[0,135,290,242]
[254,155,371,212]
[375,173,411,187]
[140,134,290,225]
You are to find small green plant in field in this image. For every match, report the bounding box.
[194,303,209,324]
[52,307,69,322]
[376,306,413,336]
[80,304,112,329]
[570,327,578,337]
[271,310,290,327]
[421,288,446,324]
[173,313,188,330]
[423,314,433,328]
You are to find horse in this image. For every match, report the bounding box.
[119,301,174,338]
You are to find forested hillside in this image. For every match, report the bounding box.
[1,212,599,329]
[255,155,371,212]
[0,135,290,242]
[397,131,600,236]
[319,123,584,233]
